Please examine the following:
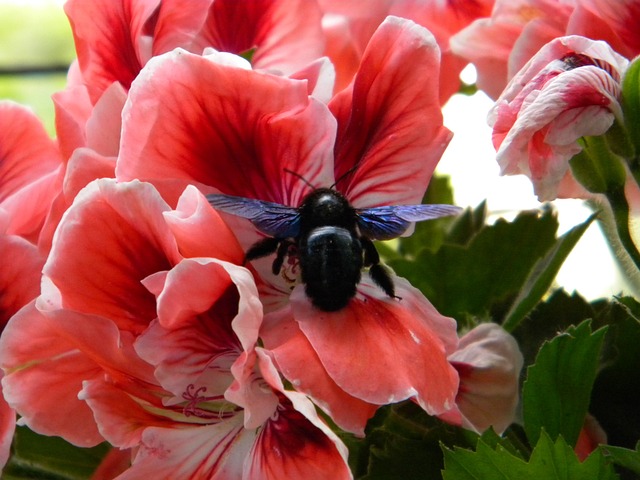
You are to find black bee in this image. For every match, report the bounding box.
[207,187,461,311]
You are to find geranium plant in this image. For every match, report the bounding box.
[1,1,639,479]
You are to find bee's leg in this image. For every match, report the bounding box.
[245,237,281,265]
[272,239,295,275]
[361,237,399,300]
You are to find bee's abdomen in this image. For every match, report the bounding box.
[299,226,363,311]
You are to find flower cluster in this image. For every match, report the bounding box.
[7,0,640,478]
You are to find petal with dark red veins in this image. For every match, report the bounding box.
[64,0,161,102]
[42,179,181,334]
[330,16,452,207]
[192,0,325,75]
[117,49,336,206]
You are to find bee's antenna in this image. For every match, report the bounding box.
[283,168,316,189]
[331,162,360,190]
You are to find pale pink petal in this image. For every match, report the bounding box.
[450,16,518,99]
[116,418,253,479]
[191,0,325,75]
[42,179,181,334]
[116,49,335,206]
[64,0,161,102]
[289,57,336,104]
[292,276,459,415]
[163,185,243,263]
[330,16,452,207]
[226,349,280,430]
[0,303,104,446]
[447,323,523,434]
[261,306,378,435]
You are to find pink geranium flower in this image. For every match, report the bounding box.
[65,0,325,105]
[116,16,459,434]
[319,0,494,102]
[488,35,628,201]
[451,0,640,99]
[0,179,350,477]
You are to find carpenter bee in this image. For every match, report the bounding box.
[207,187,461,311]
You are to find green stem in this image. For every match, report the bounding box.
[605,186,640,272]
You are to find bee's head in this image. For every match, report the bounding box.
[298,188,355,231]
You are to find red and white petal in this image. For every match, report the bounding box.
[261,307,379,435]
[136,258,261,401]
[80,379,179,449]
[163,185,243,263]
[37,148,116,252]
[42,179,181,334]
[330,16,452,208]
[0,303,104,447]
[116,417,252,480]
[64,0,161,102]
[116,49,336,206]
[244,349,352,480]
[292,276,459,415]
[0,235,44,327]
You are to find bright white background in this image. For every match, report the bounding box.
[438,69,630,300]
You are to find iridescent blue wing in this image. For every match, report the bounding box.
[207,193,301,238]
[356,204,462,240]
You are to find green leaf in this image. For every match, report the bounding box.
[4,426,110,480]
[445,201,487,246]
[442,431,618,480]
[356,402,511,480]
[389,207,558,322]
[360,403,471,479]
[621,56,640,158]
[523,320,607,447]
[601,442,640,476]
[396,175,457,256]
[614,296,640,322]
[590,314,640,451]
[502,213,596,332]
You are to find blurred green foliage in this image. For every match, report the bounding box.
[0,1,75,134]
